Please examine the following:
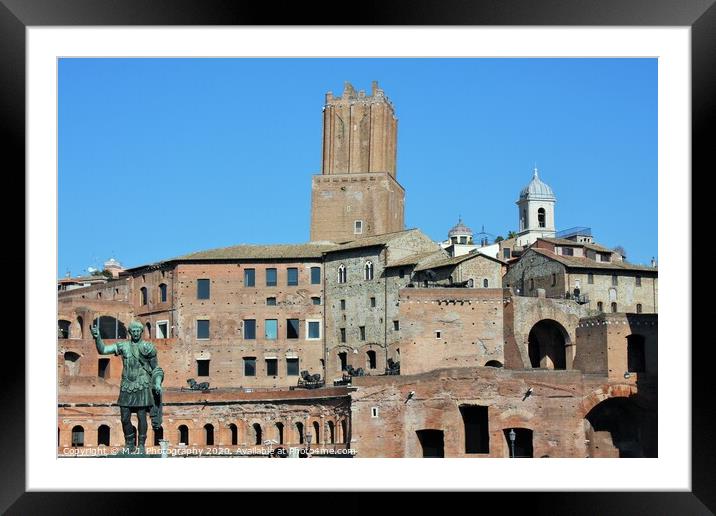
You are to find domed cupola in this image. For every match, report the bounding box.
[519,167,555,201]
[515,167,557,246]
[448,217,473,245]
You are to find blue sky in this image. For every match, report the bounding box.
[58,58,657,276]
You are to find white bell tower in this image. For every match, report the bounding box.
[516,167,556,247]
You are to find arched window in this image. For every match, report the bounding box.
[313,421,320,445]
[530,278,534,290]
[229,424,238,445]
[178,425,189,445]
[145,322,151,337]
[253,423,263,445]
[275,422,284,444]
[611,302,618,313]
[64,352,81,377]
[338,264,347,284]
[76,316,84,339]
[153,426,164,446]
[328,421,336,444]
[140,287,148,305]
[58,320,71,339]
[522,209,527,230]
[467,278,474,288]
[367,350,377,370]
[538,208,546,228]
[597,301,604,312]
[483,278,489,288]
[159,283,168,303]
[364,261,374,281]
[97,425,110,446]
[71,425,84,447]
[636,303,643,314]
[205,424,214,446]
[341,420,348,443]
[295,422,304,444]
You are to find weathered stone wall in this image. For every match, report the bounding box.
[397,288,507,375]
[566,271,658,314]
[310,172,405,242]
[349,367,639,458]
[503,250,567,297]
[173,262,325,388]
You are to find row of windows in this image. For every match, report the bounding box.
[339,297,378,309]
[196,357,300,377]
[195,268,321,298]
[64,419,345,447]
[595,302,643,313]
[139,284,168,305]
[267,296,321,306]
[338,322,399,343]
[337,262,374,284]
[529,273,644,290]
[196,319,321,340]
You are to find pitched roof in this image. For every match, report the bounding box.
[325,228,423,253]
[538,237,614,254]
[386,250,446,268]
[530,248,657,272]
[414,250,506,272]
[173,242,336,261]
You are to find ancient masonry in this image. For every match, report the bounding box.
[58,81,657,458]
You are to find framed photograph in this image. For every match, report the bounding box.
[7,0,708,512]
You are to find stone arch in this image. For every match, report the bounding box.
[71,425,84,447]
[580,384,638,416]
[251,422,263,445]
[484,360,503,368]
[204,423,215,445]
[228,423,238,445]
[58,319,71,339]
[97,424,111,446]
[63,351,81,377]
[584,396,656,457]
[177,424,189,445]
[311,420,321,445]
[527,319,571,370]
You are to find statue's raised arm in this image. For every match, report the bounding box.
[91,324,117,355]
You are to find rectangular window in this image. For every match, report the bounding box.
[551,273,556,287]
[637,303,643,314]
[394,320,400,331]
[588,273,594,284]
[435,330,441,339]
[503,248,511,259]
[562,247,574,256]
[340,328,346,343]
[340,299,346,310]
[197,319,210,339]
[370,297,376,308]
[244,319,256,340]
[371,407,379,418]
[266,358,278,376]
[266,268,277,286]
[612,274,618,286]
[601,253,612,262]
[399,269,405,279]
[243,357,256,377]
[244,268,255,287]
[354,220,363,234]
[310,267,321,284]
[98,358,110,379]
[311,297,321,305]
[265,319,278,340]
[197,279,210,299]
[266,297,277,306]
[359,326,366,340]
[636,275,642,287]
[197,360,210,377]
[286,358,299,376]
[460,405,489,454]
[287,267,298,286]
[157,321,168,339]
[160,284,167,303]
[287,319,300,339]
[307,321,321,340]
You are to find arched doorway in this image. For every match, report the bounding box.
[416,429,444,458]
[97,425,110,446]
[503,428,533,458]
[527,319,570,369]
[229,424,238,445]
[584,397,655,457]
[178,425,189,445]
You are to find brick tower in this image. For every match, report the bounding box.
[310,81,405,242]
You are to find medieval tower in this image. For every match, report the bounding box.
[310,81,405,242]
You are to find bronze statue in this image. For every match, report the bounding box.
[91,320,164,454]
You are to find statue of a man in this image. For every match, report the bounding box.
[91,320,164,454]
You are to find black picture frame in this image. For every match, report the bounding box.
[5,0,708,513]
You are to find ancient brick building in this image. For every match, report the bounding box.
[58,80,657,458]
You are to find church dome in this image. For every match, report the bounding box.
[448,218,473,238]
[519,168,555,200]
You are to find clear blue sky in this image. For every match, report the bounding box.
[58,58,657,276]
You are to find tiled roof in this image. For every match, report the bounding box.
[530,248,657,272]
[538,237,613,253]
[386,250,446,268]
[326,228,422,253]
[173,242,336,261]
[414,250,506,272]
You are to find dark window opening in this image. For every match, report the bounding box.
[483,278,489,288]
[636,275,642,287]
[71,426,84,447]
[205,424,214,446]
[597,301,604,312]
[504,428,533,458]
[98,358,110,379]
[328,421,336,444]
[276,423,284,444]
[97,425,110,446]
[157,322,168,339]
[588,273,594,284]
[287,319,299,339]
[266,358,278,376]
[253,423,262,445]
[140,287,148,305]
[159,283,167,302]
[460,406,489,454]
[197,279,210,299]
[340,299,346,310]
[286,358,299,376]
[310,267,321,284]
[359,326,366,341]
[367,350,377,369]
[229,424,238,445]
[266,297,277,306]
[313,421,320,444]
[394,320,400,331]
[58,320,71,339]
[528,319,568,370]
[244,357,256,377]
[197,360,210,377]
[308,321,320,339]
[370,297,376,307]
[311,297,321,305]
[416,429,445,458]
[340,328,346,343]
[153,426,164,446]
[562,247,574,256]
[611,302,618,313]
[627,334,646,373]
[178,425,189,445]
[551,273,556,287]
[338,352,347,371]
[538,208,546,228]
[296,422,304,444]
[399,269,405,278]
[636,304,643,314]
